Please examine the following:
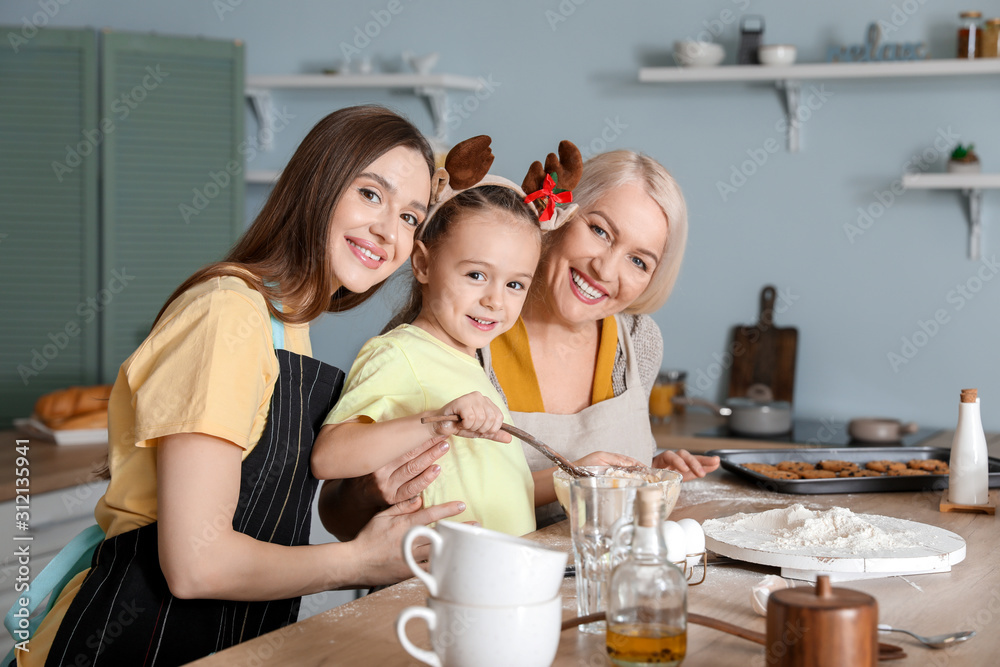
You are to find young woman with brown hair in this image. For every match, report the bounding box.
[21,106,463,667]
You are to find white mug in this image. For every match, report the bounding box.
[396,596,562,667]
[402,521,567,606]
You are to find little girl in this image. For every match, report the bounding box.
[313,184,541,535]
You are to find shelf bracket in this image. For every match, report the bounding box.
[774,80,801,153]
[962,188,983,261]
[414,85,449,143]
[245,88,275,151]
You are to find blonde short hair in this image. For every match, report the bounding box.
[569,150,688,314]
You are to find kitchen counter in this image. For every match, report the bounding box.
[0,430,107,503]
[3,412,995,503]
[190,442,999,666]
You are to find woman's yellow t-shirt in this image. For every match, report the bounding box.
[22,276,310,667]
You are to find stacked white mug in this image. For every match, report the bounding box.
[396,521,568,667]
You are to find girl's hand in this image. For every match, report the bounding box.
[349,496,466,586]
[653,449,720,481]
[573,451,646,469]
[429,392,512,443]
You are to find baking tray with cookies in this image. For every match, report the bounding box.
[706,447,1000,495]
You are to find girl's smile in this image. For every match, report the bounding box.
[412,211,541,356]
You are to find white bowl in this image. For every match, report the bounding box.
[758,44,797,66]
[553,465,682,518]
[673,40,725,67]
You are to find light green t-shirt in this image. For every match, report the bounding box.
[326,324,535,536]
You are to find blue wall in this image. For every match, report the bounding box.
[5,0,997,431]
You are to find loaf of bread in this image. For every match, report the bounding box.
[33,385,112,430]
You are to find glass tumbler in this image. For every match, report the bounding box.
[569,476,644,634]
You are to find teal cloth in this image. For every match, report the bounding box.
[3,524,105,665]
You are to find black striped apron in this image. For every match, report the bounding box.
[45,350,344,666]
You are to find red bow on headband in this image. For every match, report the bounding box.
[524,173,573,222]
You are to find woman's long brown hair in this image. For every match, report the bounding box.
[155,105,435,326]
[97,107,433,480]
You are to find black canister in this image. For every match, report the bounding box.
[738,16,765,64]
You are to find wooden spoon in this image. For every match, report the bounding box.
[420,415,595,478]
[560,612,906,661]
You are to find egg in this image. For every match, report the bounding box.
[676,518,705,567]
[660,521,687,564]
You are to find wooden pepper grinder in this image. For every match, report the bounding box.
[765,575,877,667]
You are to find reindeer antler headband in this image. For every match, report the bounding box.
[428,135,582,231]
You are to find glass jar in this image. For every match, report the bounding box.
[983,18,1000,57]
[606,487,687,667]
[958,11,983,59]
[649,370,686,422]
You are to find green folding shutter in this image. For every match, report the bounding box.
[0,28,99,426]
[100,32,244,379]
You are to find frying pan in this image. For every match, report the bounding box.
[673,396,793,436]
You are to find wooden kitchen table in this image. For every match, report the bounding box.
[191,446,999,667]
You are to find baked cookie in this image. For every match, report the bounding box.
[777,461,815,474]
[799,469,837,479]
[908,459,949,474]
[817,460,859,473]
[888,468,930,476]
[743,463,778,474]
[760,469,801,480]
[838,469,882,477]
[866,460,907,473]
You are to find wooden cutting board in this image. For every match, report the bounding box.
[727,285,798,403]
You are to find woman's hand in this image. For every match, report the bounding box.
[430,392,512,443]
[573,450,646,469]
[348,496,466,587]
[653,449,720,481]
[318,436,452,540]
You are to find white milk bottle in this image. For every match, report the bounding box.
[949,388,989,505]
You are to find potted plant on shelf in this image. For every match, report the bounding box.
[948,144,981,174]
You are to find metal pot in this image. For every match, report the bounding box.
[848,418,918,443]
[674,396,793,436]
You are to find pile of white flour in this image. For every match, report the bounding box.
[703,504,920,556]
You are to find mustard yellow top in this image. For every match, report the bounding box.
[490,316,618,412]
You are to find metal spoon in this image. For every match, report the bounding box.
[878,624,976,649]
[420,415,596,478]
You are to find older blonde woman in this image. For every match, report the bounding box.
[483,150,719,522]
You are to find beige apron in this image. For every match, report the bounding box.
[484,314,656,526]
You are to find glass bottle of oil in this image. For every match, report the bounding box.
[606,486,687,666]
